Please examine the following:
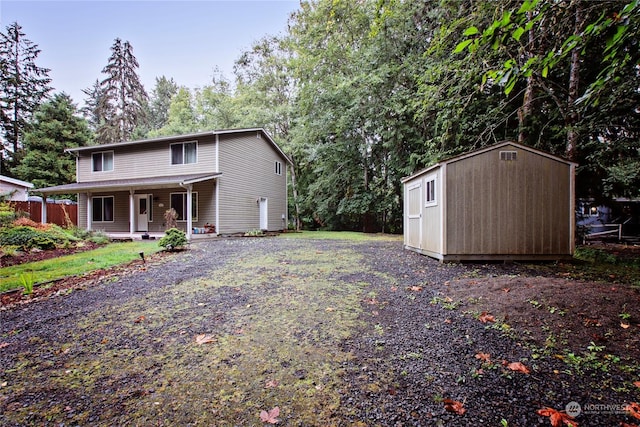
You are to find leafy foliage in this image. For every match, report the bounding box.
[13,93,91,192]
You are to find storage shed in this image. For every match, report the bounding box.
[402,141,577,262]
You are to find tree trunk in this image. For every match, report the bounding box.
[288,161,302,231]
[566,1,584,161]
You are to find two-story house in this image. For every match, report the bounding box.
[37,128,291,240]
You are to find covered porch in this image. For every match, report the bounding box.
[36,173,221,241]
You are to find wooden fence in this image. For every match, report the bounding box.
[9,201,78,227]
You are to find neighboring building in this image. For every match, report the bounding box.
[0,175,34,201]
[37,128,291,239]
[402,141,577,262]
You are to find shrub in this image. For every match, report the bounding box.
[0,225,71,250]
[0,201,16,228]
[88,231,110,245]
[158,228,187,251]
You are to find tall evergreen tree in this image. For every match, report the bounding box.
[0,22,52,171]
[15,93,91,192]
[148,75,178,131]
[94,38,148,144]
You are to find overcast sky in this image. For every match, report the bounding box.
[0,0,300,105]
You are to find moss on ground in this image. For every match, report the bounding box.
[2,243,378,425]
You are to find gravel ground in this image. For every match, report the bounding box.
[1,236,639,426]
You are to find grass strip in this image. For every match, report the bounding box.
[0,241,163,292]
[279,230,402,241]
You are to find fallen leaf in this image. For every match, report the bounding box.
[443,398,466,415]
[444,318,452,324]
[475,352,491,363]
[478,312,495,323]
[325,307,335,312]
[537,407,578,426]
[507,361,531,374]
[502,287,511,293]
[195,334,216,345]
[408,286,423,292]
[265,379,279,389]
[626,402,640,420]
[621,423,640,427]
[634,381,640,388]
[259,406,280,424]
[134,315,145,323]
[0,342,10,349]
[390,286,398,292]
[621,322,631,329]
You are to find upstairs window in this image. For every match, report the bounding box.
[275,161,282,175]
[171,141,197,165]
[92,151,114,172]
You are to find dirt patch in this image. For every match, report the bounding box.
[443,276,640,361]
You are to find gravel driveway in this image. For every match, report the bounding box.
[1,236,638,426]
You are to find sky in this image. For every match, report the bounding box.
[0,0,300,105]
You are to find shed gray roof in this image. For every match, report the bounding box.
[35,173,221,194]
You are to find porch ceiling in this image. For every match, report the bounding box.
[35,173,222,194]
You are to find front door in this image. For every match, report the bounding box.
[259,197,268,230]
[135,194,149,232]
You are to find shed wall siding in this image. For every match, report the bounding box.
[217,132,287,233]
[445,146,571,255]
[76,135,218,182]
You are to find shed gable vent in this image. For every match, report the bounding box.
[500,150,517,161]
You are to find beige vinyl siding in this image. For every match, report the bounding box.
[77,181,217,233]
[76,135,218,182]
[217,131,288,233]
[445,145,571,255]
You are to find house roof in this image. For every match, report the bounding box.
[35,173,222,194]
[401,141,577,183]
[0,175,34,189]
[66,127,293,165]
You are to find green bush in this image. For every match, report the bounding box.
[158,228,187,251]
[0,201,17,228]
[0,225,68,250]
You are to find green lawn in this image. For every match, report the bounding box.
[279,230,402,241]
[0,241,163,293]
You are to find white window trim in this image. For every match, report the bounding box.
[91,195,115,222]
[92,151,114,173]
[170,191,198,222]
[275,160,282,175]
[424,172,438,207]
[170,141,198,165]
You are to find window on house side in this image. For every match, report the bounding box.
[92,151,114,172]
[171,142,197,165]
[275,161,282,175]
[170,192,198,222]
[92,196,114,222]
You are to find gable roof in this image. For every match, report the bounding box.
[0,175,34,189]
[66,128,292,165]
[401,141,577,183]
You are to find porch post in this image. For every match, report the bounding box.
[129,190,135,236]
[41,196,47,224]
[86,192,92,231]
[185,184,193,241]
